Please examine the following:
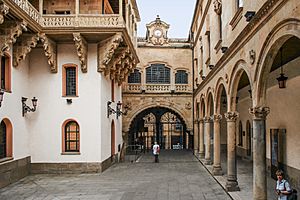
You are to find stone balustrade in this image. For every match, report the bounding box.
[123,84,192,93]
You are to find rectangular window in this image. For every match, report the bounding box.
[1,56,5,90]
[66,67,76,96]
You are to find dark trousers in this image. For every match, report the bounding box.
[154,154,159,163]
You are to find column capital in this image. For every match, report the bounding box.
[199,118,204,123]
[225,112,239,122]
[249,106,270,120]
[212,114,222,122]
[203,116,211,123]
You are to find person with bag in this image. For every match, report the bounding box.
[275,169,297,200]
[152,142,160,163]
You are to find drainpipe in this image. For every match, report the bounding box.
[191,30,195,152]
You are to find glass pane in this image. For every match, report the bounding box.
[66,67,76,96]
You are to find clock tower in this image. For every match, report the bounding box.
[146,15,170,46]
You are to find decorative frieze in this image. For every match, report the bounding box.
[38,33,57,73]
[0,1,9,24]
[73,33,88,73]
[249,106,270,120]
[0,21,27,55]
[225,112,239,122]
[13,34,39,67]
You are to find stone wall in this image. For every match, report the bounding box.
[0,157,31,189]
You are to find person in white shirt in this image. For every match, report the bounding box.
[152,142,160,163]
[275,170,292,200]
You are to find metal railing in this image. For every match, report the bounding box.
[125,145,143,162]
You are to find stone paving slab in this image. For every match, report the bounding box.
[0,150,231,200]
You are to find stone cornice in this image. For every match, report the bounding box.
[194,0,287,96]
[0,1,9,24]
[0,21,27,55]
[13,34,39,67]
[38,32,57,73]
[73,33,88,73]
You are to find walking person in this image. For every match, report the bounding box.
[152,142,160,163]
[275,169,292,200]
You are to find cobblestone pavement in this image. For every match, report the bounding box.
[0,150,232,200]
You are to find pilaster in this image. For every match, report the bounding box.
[204,116,212,165]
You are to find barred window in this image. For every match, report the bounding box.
[65,121,79,152]
[175,70,188,84]
[128,69,141,83]
[66,67,76,96]
[146,64,170,84]
[0,121,6,159]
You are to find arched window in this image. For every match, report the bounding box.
[146,64,170,84]
[0,121,7,159]
[175,70,188,84]
[62,64,78,97]
[238,121,243,146]
[63,120,80,152]
[128,69,141,83]
[0,54,11,91]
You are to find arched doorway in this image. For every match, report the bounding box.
[0,119,12,158]
[128,107,189,150]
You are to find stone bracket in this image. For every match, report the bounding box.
[0,21,27,55]
[13,34,39,67]
[0,1,9,24]
[98,33,137,85]
[73,33,88,73]
[38,33,57,73]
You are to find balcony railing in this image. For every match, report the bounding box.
[123,84,192,93]
[10,0,41,24]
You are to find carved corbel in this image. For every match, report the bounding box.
[38,33,57,73]
[0,21,27,55]
[0,2,9,24]
[213,0,222,15]
[13,34,39,67]
[98,33,123,74]
[73,33,88,73]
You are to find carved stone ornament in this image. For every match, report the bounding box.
[203,116,211,123]
[38,33,57,73]
[185,102,192,110]
[224,111,239,122]
[13,34,39,67]
[212,114,222,122]
[0,2,9,24]
[213,0,222,15]
[0,21,27,55]
[249,49,256,65]
[98,34,137,85]
[249,106,270,120]
[73,33,88,73]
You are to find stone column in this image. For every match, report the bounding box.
[194,119,199,155]
[213,0,222,45]
[119,0,123,17]
[225,112,240,191]
[249,106,270,200]
[198,119,205,158]
[204,116,212,165]
[75,0,79,16]
[186,132,189,149]
[39,0,43,15]
[213,114,223,175]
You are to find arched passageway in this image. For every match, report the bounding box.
[128,107,190,150]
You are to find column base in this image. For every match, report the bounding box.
[198,152,205,159]
[212,165,223,176]
[194,149,198,155]
[226,180,240,192]
[204,159,212,165]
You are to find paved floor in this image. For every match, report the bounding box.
[0,150,232,200]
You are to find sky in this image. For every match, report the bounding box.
[136,0,197,39]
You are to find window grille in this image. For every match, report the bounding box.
[1,56,5,89]
[175,70,188,84]
[65,121,79,152]
[128,69,141,83]
[146,64,170,84]
[0,121,6,159]
[66,67,76,96]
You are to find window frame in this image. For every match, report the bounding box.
[175,70,188,84]
[128,69,141,84]
[146,64,170,84]
[62,120,80,153]
[62,64,78,97]
[0,53,11,92]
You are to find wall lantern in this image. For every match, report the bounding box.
[0,90,4,107]
[107,101,129,118]
[276,47,288,89]
[22,97,38,116]
[244,11,256,22]
[116,101,129,119]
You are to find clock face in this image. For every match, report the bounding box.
[154,29,162,37]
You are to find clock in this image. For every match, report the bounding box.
[154,29,162,37]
